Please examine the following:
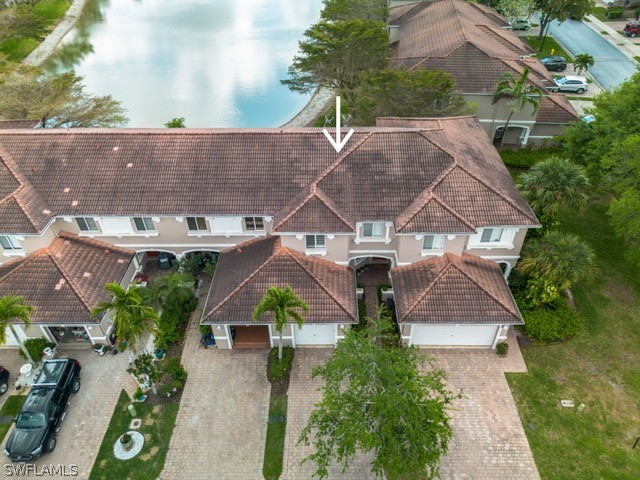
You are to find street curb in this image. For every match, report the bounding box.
[582,15,640,65]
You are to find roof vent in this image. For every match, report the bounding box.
[113,146,119,151]
[63,188,70,193]
[71,200,78,207]
[126,163,133,168]
[117,258,126,264]
[54,278,66,290]
[42,209,51,215]
[82,272,91,278]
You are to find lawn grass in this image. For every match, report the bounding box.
[0,395,27,444]
[89,390,179,480]
[591,6,609,22]
[263,395,288,480]
[525,36,572,60]
[34,0,71,19]
[0,38,40,61]
[507,199,640,479]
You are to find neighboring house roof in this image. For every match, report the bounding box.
[0,120,39,129]
[536,95,579,124]
[0,232,134,325]
[390,253,523,325]
[389,0,556,94]
[201,236,357,325]
[0,119,538,235]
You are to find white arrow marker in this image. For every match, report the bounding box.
[323,96,355,153]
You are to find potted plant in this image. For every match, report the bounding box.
[133,387,147,402]
[154,348,165,360]
[120,433,134,451]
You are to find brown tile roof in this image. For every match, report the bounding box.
[536,95,579,124]
[0,232,134,325]
[389,0,557,94]
[201,236,357,325]
[0,120,39,129]
[0,120,538,235]
[390,253,523,325]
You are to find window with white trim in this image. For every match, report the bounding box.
[0,235,22,251]
[422,235,444,251]
[244,217,265,231]
[480,228,503,243]
[133,217,155,232]
[75,217,99,232]
[362,222,384,238]
[186,217,208,232]
[305,235,326,251]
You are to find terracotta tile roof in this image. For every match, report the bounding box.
[536,95,579,123]
[389,0,557,94]
[0,120,39,129]
[201,236,357,325]
[0,121,538,235]
[0,232,134,325]
[390,253,523,325]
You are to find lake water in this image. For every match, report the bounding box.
[45,0,323,127]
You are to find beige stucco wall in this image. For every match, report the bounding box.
[0,228,57,262]
[278,234,351,263]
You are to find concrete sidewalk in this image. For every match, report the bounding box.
[582,14,640,63]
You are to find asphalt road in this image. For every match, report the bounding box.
[547,18,638,91]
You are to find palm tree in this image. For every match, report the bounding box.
[252,286,309,360]
[491,66,543,150]
[0,295,36,365]
[518,157,590,225]
[573,53,594,76]
[92,282,159,352]
[518,231,597,304]
[144,273,195,311]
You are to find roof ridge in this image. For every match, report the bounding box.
[271,186,316,230]
[400,259,453,321]
[12,185,47,232]
[543,94,576,117]
[0,250,41,284]
[285,250,356,321]
[54,231,135,257]
[313,132,374,185]
[204,240,281,318]
[46,251,93,313]
[453,163,537,222]
[430,194,476,230]
[311,188,355,231]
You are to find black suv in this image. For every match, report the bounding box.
[541,56,568,72]
[0,366,9,395]
[3,359,81,462]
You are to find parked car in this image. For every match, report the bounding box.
[541,56,568,72]
[547,75,589,94]
[3,359,81,462]
[623,21,640,38]
[0,366,9,395]
[510,19,531,30]
[159,252,172,269]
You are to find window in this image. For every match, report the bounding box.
[244,216,265,231]
[362,222,384,238]
[480,228,503,243]
[133,217,155,232]
[0,236,22,251]
[75,217,98,232]
[305,235,326,251]
[186,217,208,232]
[422,235,444,250]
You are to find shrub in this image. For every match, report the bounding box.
[377,283,391,303]
[500,146,560,169]
[606,6,624,19]
[636,7,640,19]
[269,347,294,381]
[523,301,582,342]
[133,387,145,399]
[163,357,188,382]
[160,379,183,396]
[199,324,211,336]
[19,337,56,362]
[496,342,509,357]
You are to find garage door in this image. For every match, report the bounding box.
[411,324,498,347]
[294,324,336,346]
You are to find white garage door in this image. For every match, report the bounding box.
[294,324,336,346]
[411,324,498,347]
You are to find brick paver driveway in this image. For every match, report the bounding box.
[1,348,129,479]
[160,324,270,480]
[0,349,23,412]
[282,333,539,480]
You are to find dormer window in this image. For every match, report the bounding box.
[362,222,384,238]
[75,217,99,232]
[305,235,326,253]
[244,217,264,231]
[0,236,22,251]
[422,235,444,251]
[480,228,504,243]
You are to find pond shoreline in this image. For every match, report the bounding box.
[280,87,334,128]
[24,0,89,66]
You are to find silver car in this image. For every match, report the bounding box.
[548,75,589,94]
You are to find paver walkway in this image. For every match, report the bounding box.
[1,348,129,479]
[0,349,24,412]
[160,310,270,480]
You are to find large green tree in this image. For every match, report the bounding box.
[253,286,309,360]
[517,230,597,306]
[300,311,456,479]
[92,283,159,352]
[517,156,590,226]
[0,295,35,365]
[535,0,593,41]
[491,66,542,150]
[0,68,127,128]
[320,0,388,21]
[144,273,195,312]
[353,68,470,125]
[281,19,389,105]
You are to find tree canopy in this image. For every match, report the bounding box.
[281,19,389,104]
[352,68,471,125]
[320,0,388,21]
[535,0,593,40]
[299,311,457,479]
[0,67,127,127]
[0,295,35,364]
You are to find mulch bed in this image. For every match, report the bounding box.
[267,352,291,396]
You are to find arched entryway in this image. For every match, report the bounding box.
[350,256,394,319]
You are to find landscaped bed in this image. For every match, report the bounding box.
[508,199,640,478]
[89,390,179,480]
